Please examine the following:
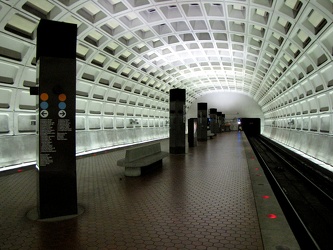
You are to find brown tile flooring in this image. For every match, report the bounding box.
[0,132,263,250]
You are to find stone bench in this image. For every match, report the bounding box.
[207,130,215,139]
[117,143,169,177]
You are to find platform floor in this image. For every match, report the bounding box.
[0,132,295,249]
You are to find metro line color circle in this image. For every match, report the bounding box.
[58,94,66,101]
[40,102,49,110]
[40,93,49,101]
[58,102,66,110]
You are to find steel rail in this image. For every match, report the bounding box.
[249,137,321,250]
[258,137,333,203]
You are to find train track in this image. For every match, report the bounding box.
[248,135,333,250]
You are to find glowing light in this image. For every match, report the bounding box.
[262,195,270,199]
[267,214,277,219]
[17,169,23,173]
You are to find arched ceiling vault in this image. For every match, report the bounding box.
[2,0,333,106]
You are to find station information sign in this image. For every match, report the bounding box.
[36,19,77,219]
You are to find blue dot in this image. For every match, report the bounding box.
[58,102,66,110]
[40,102,48,110]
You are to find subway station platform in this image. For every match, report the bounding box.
[0,132,299,250]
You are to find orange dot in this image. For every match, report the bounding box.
[58,94,66,101]
[40,93,49,101]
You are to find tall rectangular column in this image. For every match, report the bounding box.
[169,89,186,154]
[188,118,197,147]
[210,108,218,134]
[197,103,207,141]
[217,112,222,133]
[36,20,77,219]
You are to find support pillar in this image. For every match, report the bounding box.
[36,20,77,219]
[217,112,222,133]
[197,103,207,141]
[169,89,186,154]
[188,118,197,147]
[221,114,226,132]
[210,108,218,134]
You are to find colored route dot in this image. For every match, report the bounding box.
[40,102,49,110]
[58,102,66,110]
[58,94,66,101]
[40,93,49,101]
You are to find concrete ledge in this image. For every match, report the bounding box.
[241,132,300,250]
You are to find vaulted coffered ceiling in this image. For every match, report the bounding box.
[1,0,333,106]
